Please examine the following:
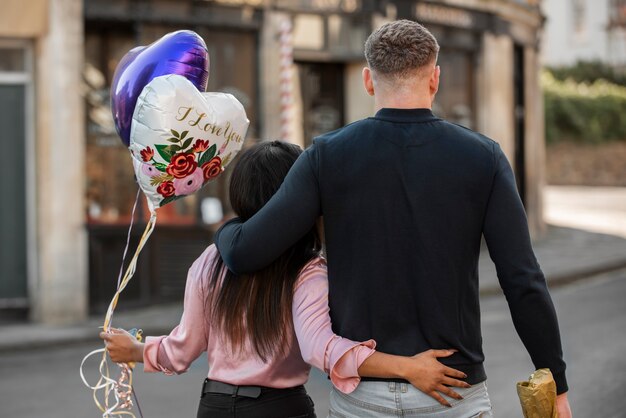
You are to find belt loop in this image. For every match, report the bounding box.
[232,385,239,398]
[388,382,395,392]
[201,378,208,398]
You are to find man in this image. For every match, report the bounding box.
[216,20,571,417]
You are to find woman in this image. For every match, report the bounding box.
[101,141,469,417]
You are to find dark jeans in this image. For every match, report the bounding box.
[197,384,316,418]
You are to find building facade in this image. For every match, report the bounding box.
[1,0,547,324]
[0,0,86,324]
[542,0,626,68]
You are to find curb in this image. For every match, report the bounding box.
[0,325,175,354]
[3,260,626,354]
[479,259,626,296]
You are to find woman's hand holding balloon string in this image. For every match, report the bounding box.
[100,328,145,365]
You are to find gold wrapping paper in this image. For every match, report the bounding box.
[516,368,557,418]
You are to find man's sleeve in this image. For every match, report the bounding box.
[214,145,321,274]
[482,143,568,394]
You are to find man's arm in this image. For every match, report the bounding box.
[482,144,568,395]
[215,145,322,274]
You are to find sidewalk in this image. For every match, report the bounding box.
[2,225,626,353]
[478,224,626,295]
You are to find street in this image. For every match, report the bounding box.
[1,268,625,417]
[544,186,626,239]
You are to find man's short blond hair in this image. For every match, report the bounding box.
[364,20,439,79]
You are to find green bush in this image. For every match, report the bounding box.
[546,60,626,86]
[543,71,626,144]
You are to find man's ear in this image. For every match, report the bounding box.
[362,67,375,96]
[429,65,440,100]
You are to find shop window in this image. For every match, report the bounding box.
[293,13,367,59]
[0,48,25,72]
[293,14,325,50]
[609,0,626,27]
[571,0,587,39]
[84,25,258,227]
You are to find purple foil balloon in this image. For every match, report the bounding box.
[111,30,209,146]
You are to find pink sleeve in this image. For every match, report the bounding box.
[143,248,212,374]
[292,262,376,393]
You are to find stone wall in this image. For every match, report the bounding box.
[546,142,626,186]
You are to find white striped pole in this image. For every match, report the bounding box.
[279,18,293,141]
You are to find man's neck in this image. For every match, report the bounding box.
[374,90,432,112]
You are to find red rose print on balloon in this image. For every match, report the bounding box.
[157,181,175,198]
[140,146,154,162]
[192,139,209,153]
[166,153,197,179]
[202,157,222,181]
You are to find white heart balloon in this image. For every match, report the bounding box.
[129,74,249,212]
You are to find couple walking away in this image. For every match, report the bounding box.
[101,20,572,418]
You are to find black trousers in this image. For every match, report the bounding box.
[196,384,316,418]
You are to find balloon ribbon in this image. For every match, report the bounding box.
[81,210,157,417]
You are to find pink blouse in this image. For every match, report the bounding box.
[143,245,376,393]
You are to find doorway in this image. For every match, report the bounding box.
[298,62,345,147]
[434,49,476,129]
[0,42,33,318]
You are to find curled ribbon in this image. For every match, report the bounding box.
[79,329,143,417]
[80,204,156,418]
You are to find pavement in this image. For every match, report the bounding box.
[544,185,626,238]
[1,186,625,353]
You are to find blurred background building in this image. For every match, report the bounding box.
[542,0,626,68]
[1,0,607,324]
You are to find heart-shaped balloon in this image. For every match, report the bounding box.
[111,30,209,146]
[130,74,249,212]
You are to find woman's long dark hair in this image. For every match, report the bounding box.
[207,141,320,361]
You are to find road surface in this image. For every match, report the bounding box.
[2,268,625,417]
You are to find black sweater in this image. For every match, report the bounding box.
[215,108,568,394]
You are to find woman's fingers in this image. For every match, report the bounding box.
[109,328,132,336]
[442,376,472,388]
[437,385,463,401]
[428,350,468,380]
[99,328,134,342]
[442,365,467,379]
[430,349,456,358]
[429,391,452,408]
[428,385,466,408]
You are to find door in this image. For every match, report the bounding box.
[298,62,345,147]
[0,44,31,312]
[434,49,476,129]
